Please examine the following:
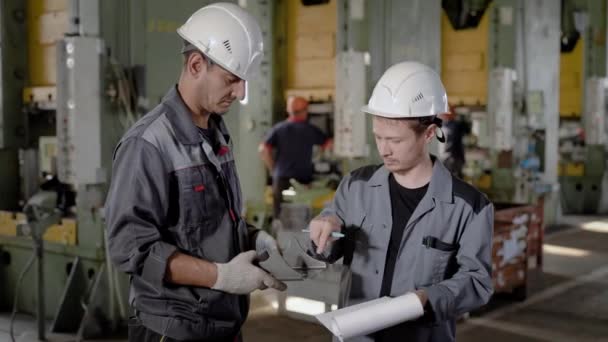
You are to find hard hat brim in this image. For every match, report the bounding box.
[361,105,438,119]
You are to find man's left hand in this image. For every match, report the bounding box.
[415,289,428,307]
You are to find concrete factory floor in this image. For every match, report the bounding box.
[2,215,607,342]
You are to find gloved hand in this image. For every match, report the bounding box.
[255,230,280,254]
[212,250,287,294]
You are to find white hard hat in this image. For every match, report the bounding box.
[362,61,449,118]
[177,2,263,81]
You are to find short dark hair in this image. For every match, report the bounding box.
[408,116,436,135]
[374,115,437,136]
[181,40,214,68]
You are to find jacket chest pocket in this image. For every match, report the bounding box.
[416,236,459,286]
[175,165,223,245]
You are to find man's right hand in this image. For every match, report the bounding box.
[212,251,287,295]
[308,215,342,254]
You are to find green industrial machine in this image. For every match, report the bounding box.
[0,0,274,338]
[558,0,607,214]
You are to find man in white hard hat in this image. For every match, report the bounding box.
[105,3,286,341]
[308,61,494,342]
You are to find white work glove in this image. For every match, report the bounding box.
[255,230,280,254]
[308,215,342,254]
[212,250,287,295]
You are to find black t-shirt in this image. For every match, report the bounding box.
[379,174,429,297]
[375,175,428,342]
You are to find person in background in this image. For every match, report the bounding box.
[259,96,332,225]
[441,110,471,178]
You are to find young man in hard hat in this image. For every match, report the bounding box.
[105,3,286,341]
[258,96,332,222]
[308,62,494,342]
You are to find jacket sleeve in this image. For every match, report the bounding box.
[104,137,177,287]
[307,174,351,263]
[422,203,494,321]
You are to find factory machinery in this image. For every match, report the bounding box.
[556,0,608,214]
[0,0,607,338]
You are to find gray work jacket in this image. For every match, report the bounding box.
[312,158,494,342]
[105,86,256,341]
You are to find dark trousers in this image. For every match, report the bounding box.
[128,316,240,342]
[272,177,292,218]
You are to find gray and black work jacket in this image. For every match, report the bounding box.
[312,158,494,342]
[105,86,256,341]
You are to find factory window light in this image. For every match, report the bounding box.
[285,296,326,316]
[580,221,608,234]
[543,244,590,258]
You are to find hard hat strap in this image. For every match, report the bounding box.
[432,116,446,143]
[431,116,443,128]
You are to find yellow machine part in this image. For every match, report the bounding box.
[558,162,585,177]
[0,210,76,245]
[285,0,336,101]
[264,186,274,206]
[311,191,335,210]
[22,86,56,104]
[441,9,490,106]
[559,39,584,118]
[0,211,24,236]
[474,174,492,190]
[25,0,69,104]
[43,218,77,245]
